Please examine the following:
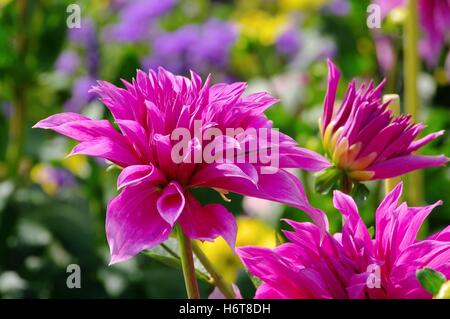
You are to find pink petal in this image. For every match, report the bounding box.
[322,59,341,133]
[178,194,237,249]
[333,191,373,259]
[428,225,450,242]
[375,182,403,257]
[68,136,140,168]
[33,113,116,142]
[106,182,172,264]
[278,144,332,171]
[193,165,328,232]
[405,130,445,153]
[254,283,286,299]
[368,155,449,179]
[157,182,185,226]
[116,120,152,161]
[117,164,166,189]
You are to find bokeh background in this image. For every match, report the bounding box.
[0,0,449,298]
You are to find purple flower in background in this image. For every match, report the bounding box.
[238,183,450,299]
[1,102,12,118]
[190,20,237,70]
[68,18,99,75]
[104,0,177,42]
[374,34,396,75]
[31,164,76,195]
[323,0,350,16]
[276,27,301,57]
[375,0,450,67]
[143,25,198,74]
[143,19,237,75]
[69,18,96,45]
[64,76,97,113]
[62,18,100,112]
[320,60,448,181]
[55,50,80,75]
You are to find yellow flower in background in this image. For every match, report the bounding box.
[199,216,277,283]
[279,0,331,11]
[235,10,288,45]
[61,155,90,178]
[30,164,59,196]
[31,163,76,196]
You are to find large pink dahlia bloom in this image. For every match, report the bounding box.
[34,68,330,264]
[238,183,450,299]
[320,60,448,182]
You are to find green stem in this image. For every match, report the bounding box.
[6,0,28,179]
[192,241,236,299]
[403,0,423,206]
[176,224,200,299]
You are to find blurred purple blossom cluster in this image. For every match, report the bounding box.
[143,19,237,75]
[104,0,177,42]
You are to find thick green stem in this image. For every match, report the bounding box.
[176,225,200,299]
[6,0,28,179]
[403,0,423,206]
[192,241,235,299]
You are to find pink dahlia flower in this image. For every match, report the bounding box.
[34,68,330,264]
[238,183,450,299]
[320,60,448,182]
[375,0,450,66]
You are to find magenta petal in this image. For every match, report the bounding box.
[406,130,445,153]
[333,191,372,258]
[428,225,450,242]
[279,144,332,171]
[178,194,237,249]
[106,182,172,264]
[68,136,140,168]
[368,155,449,179]
[193,165,328,232]
[117,164,166,189]
[189,162,259,188]
[254,283,285,299]
[322,59,340,133]
[33,112,90,130]
[237,246,301,297]
[116,120,152,161]
[33,113,118,142]
[157,182,185,226]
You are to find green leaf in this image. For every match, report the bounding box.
[314,167,342,194]
[143,238,211,283]
[416,268,447,295]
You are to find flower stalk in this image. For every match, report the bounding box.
[6,0,28,179]
[192,241,236,299]
[176,224,200,299]
[403,0,423,205]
